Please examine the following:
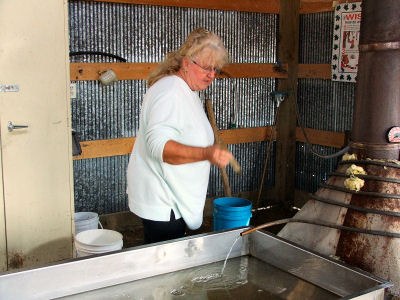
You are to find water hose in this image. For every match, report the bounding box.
[69,51,127,62]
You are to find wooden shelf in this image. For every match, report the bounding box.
[73,126,346,160]
[300,0,361,14]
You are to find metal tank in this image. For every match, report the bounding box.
[336,0,400,294]
[0,228,391,299]
[350,0,400,160]
[279,0,400,297]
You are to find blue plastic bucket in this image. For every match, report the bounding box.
[213,197,252,231]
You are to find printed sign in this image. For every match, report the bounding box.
[331,2,362,82]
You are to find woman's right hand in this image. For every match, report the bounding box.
[205,145,232,168]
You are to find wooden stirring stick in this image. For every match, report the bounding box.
[206,99,231,196]
[205,99,242,175]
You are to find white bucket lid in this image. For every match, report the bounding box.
[75,229,122,247]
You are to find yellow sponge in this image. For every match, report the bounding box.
[346,164,367,176]
[344,176,365,192]
[342,153,357,161]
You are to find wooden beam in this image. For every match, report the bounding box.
[70,63,156,81]
[296,127,345,148]
[73,127,345,160]
[300,0,361,14]
[219,127,274,144]
[70,63,289,81]
[298,64,331,79]
[74,137,136,160]
[83,0,280,14]
[73,127,275,160]
[220,64,288,79]
[274,0,300,208]
[80,0,361,14]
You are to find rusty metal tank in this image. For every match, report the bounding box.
[350,0,400,160]
[335,160,400,297]
[337,0,400,296]
[280,0,400,297]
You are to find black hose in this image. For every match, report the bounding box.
[69,51,127,62]
[339,159,400,169]
[289,219,400,239]
[320,183,400,199]
[293,93,350,159]
[329,172,400,184]
[309,194,400,218]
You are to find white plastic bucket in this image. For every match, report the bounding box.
[74,229,123,257]
[74,212,102,235]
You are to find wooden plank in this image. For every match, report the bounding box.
[219,127,274,144]
[73,137,136,160]
[298,64,331,79]
[70,63,156,81]
[73,126,345,160]
[221,63,288,79]
[73,127,275,160]
[296,127,345,148]
[70,63,289,81]
[70,62,328,80]
[300,0,361,14]
[83,0,280,14]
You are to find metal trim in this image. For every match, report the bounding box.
[350,141,400,151]
[359,41,400,52]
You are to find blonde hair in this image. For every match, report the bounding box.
[147,28,229,87]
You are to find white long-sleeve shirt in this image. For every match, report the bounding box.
[126,75,214,230]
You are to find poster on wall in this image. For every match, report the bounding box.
[331,2,362,82]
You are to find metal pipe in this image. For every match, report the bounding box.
[241,218,400,238]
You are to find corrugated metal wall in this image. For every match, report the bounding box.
[69,2,357,214]
[69,1,278,214]
[296,12,356,192]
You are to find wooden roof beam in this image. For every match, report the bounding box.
[81,0,361,14]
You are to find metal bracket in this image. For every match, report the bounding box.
[270,91,289,107]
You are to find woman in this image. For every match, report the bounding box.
[127,28,232,244]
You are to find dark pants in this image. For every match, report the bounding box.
[141,210,186,244]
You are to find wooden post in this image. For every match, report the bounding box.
[274,0,300,208]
